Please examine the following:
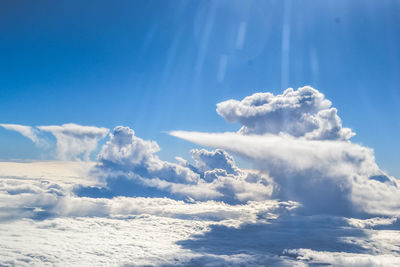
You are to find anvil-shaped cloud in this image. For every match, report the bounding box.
[170,86,399,216]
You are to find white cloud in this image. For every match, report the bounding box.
[191,149,240,175]
[170,130,400,216]
[216,86,355,140]
[97,126,199,184]
[95,126,275,203]
[0,123,44,146]
[1,161,398,266]
[0,123,109,160]
[169,86,400,217]
[0,160,290,223]
[38,123,109,161]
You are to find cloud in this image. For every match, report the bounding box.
[93,126,275,203]
[191,149,240,175]
[216,86,355,140]
[1,87,400,265]
[97,126,199,184]
[170,86,399,216]
[38,123,109,160]
[180,214,400,266]
[0,123,43,146]
[2,161,399,266]
[170,130,400,216]
[0,123,109,160]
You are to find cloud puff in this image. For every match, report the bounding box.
[216,86,355,140]
[97,126,199,184]
[0,123,44,146]
[93,126,275,203]
[191,149,240,175]
[38,123,109,160]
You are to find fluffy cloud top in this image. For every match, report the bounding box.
[97,126,199,184]
[216,86,355,140]
[94,126,274,203]
[191,149,240,175]
[37,123,109,160]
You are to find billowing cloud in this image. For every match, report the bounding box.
[170,86,400,216]
[2,161,400,266]
[93,126,275,203]
[170,131,400,216]
[38,123,109,160]
[0,123,43,145]
[191,149,240,175]
[216,86,355,140]
[97,126,199,184]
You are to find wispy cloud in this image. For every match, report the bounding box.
[38,123,109,161]
[0,123,43,146]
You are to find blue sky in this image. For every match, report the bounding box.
[3,2,400,265]
[0,0,399,177]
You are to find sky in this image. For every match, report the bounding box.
[0,0,399,177]
[1,1,400,266]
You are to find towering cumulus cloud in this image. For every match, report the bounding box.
[216,86,355,140]
[171,86,400,216]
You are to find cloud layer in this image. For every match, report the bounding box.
[1,161,400,266]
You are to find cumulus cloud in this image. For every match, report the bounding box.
[97,126,199,184]
[38,123,109,160]
[170,86,399,216]
[216,86,355,140]
[0,123,44,146]
[191,149,240,175]
[94,126,275,203]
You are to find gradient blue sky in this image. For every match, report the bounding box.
[0,0,399,177]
